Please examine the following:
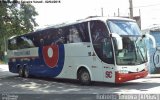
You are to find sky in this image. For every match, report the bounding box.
[32,0,160,30]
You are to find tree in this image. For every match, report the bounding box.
[0,0,38,61]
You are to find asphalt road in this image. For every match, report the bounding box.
[0,65,160,100]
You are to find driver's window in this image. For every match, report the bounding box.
[90,20,114,64]
[102,38,114,64]
[90,21,108,43]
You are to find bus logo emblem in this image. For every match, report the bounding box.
[43,45,59,68]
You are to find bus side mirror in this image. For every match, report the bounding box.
[110,33,123,50]
[144,34,156,48]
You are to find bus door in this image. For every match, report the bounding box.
[101,38,115,82]
[90,20,115,82]
[102,62,115,82]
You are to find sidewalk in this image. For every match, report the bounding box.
[147,74,160,78]
[0,64,9,71]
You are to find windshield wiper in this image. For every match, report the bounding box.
[136,45,146,62]
[135,37,147,63]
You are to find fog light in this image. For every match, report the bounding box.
[119,77,122,80]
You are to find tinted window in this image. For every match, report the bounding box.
[76,22,90,42]
[8,38,17,50]
[66,23,90,43]
[8,35,35,50]
[17,36,34,49]
[68,25,82,43]
[90,20,114,64]
[8,22,90,50]
[55,28,66,44]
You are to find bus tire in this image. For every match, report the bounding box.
[18,67,24,77]
[24,67,30,78]
[78,68,91,85]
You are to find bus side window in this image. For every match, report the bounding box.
[37,31,45,47]
[40,39,44,46]
[42,29,52,46]
[48,28,56,45]
[68,25,82,43]
[65,23,90,43]
[63,27,69,44]
[8,38,17,50]
[17,36,28,49]
[32,33,40,47]
[55,28,65,44]
[21,36,35,48]
[76,22,90,42]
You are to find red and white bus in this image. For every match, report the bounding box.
[7,16,156,85]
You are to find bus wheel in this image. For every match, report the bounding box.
[24,67,30,78]
[78,69,91,85]
[18,67,24,77]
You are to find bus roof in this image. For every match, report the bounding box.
[36,16,135,31]
[8,16,135,40]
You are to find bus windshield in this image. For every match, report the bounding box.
[113,36,147,65]
[107,20,147,65]
[108,20,141,36]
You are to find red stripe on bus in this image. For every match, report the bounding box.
[115,70,148,83]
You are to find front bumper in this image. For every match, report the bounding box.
[115,70,148,83]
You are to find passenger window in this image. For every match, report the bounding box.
[8,38,17,50]
[77,23,90,42]
[66,23,90,43]
[68,25,82,43]
[55,28,66,44]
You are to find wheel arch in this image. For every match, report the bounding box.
[16,64,21,72]
[23,64,28,68]
[77,65,93,81]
